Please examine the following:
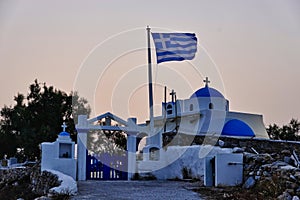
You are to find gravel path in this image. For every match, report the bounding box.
[71,180,202,200]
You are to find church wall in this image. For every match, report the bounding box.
[198,110,227,134]
[138,145,233,180]
[180,97,228,113]
[176,114,202,135]
[226,112,269,138]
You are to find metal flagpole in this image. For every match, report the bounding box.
[147,26,154,136]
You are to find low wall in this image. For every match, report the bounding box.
[163,133,300,156]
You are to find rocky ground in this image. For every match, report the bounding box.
[193,148,300,200]
[165,135,300,199]
[0,163,66,200]
[2,138,300,199]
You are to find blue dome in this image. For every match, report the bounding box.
[190,86,224,98]
[59,131,70,136]
[221,119,255,137]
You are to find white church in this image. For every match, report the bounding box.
[144,77,268,149]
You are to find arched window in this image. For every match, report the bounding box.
[209,103,214,109]
[149,147,160,161]
[189,104,193,111]
[167,104,173,115]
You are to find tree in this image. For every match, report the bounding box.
[88,129,127,155]
[267,119,300,141]
[266,123,281,140]
[0,80,91,161]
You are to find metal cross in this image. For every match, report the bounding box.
[203,77,210,87]
[170,89,176,102]
[61,122,67,132]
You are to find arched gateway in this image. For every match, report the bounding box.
[76,112,144,181]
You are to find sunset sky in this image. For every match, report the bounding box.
[0,0,300,126]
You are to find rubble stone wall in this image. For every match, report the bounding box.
[164,133,300,155]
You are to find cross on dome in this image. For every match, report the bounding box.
[170,89,176,102]
[203,77,210,87]
[61,122,67,132]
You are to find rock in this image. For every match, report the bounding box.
[34,196,51,200]
[243,176,256,189]
[263,171,271,177]
[244,152,255,159]
[296,188,300,196]
[0,164,61,199]
[282,150,291,155]
[233,147,244,153]
[218,140,224,147]
[261,164,271,171]
[281,165,296,170]
[244,164,252,171]
[292,183,299,190]
[285,156,294,165]
[255,175,261,180]
[290,174,297,182]
[294,172,300,179]
[256,170,261,176]
[273,161,289,167]
[286,189,295,196]
[292,196,300,200]
[286,181,294,189]
[277,191,292,200]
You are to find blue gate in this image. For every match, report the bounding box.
[86,152,128,180]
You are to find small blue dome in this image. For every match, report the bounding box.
[190,86,224,98]
[221,119,255,137]
[59,131,70,136]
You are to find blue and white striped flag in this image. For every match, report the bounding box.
[151,33,197,64]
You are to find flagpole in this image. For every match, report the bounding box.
[147,25,154,136]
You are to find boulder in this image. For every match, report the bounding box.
[243,176,256,189]
[277,191,292,200]
[292,196,300,200]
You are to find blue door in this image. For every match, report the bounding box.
[86,152,128,180]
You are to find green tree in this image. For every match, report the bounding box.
[0,80,91,161]
[266,123,281,140]
[267,119,300,141]
[89,130,127,155]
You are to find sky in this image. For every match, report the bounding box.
[0,0,300,126]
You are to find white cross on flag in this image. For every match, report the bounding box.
[151,32,197,64]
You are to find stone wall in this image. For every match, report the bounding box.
[163,133,300,155]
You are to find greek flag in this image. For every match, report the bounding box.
[151,33,197,63]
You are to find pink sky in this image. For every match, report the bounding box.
[0,0,300,126]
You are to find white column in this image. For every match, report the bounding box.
[127,117,137,180]
[127,134,137,180]
[76,115,88,181]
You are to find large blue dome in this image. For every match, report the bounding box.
[221,119,255,137]
[190,86,224,98]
